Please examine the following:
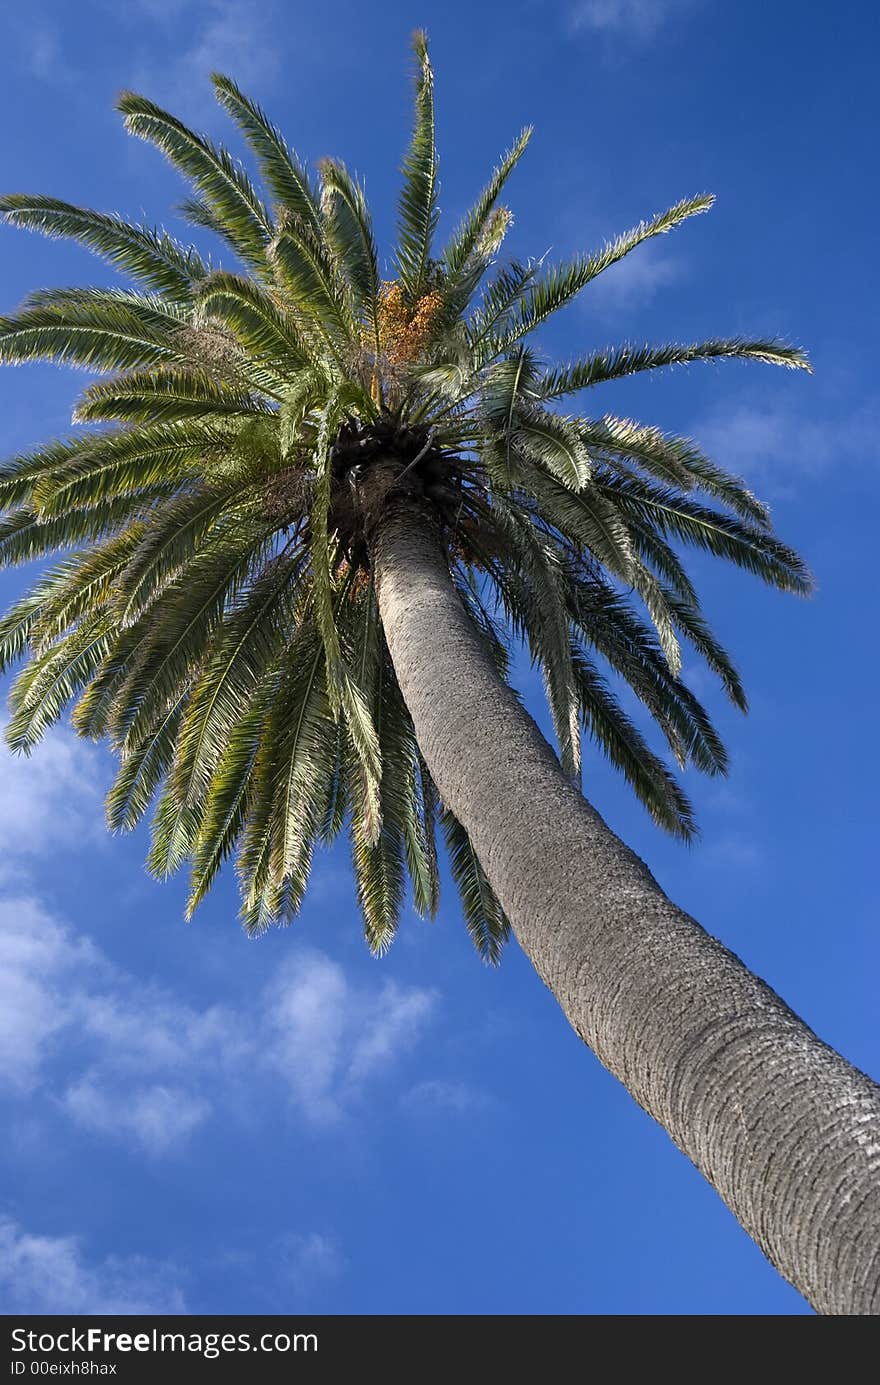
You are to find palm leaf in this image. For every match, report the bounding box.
[442,810,510,964]
[394,31,439,302]
[539,338,811,397]
[0,194,208,298]
[117,92,273,270]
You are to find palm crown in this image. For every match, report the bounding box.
[0,35,811,959]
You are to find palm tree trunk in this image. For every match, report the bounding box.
[370,498,880,1315]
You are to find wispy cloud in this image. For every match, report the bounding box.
[0,894,435,1151]
[268,950,436,1124]
[63,1078,212,1155]
[0,1216,187,1313]
[125,0,282,115]
[6,11,71,86]
[0,721,436,1152]
[586,244,682,317]
[276,1231,347,1294]
[569,0,699,43]
[404,1079,494,1116]
[22,23,64,81]
[0,729,106,862]
[700,834,762,869]
[215,1228,347,1310]
[0,896,100,1092]
[693,398,880,493]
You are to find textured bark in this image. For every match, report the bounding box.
[371,500,880,1316]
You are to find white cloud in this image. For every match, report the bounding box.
[569,0,698,42]
[0,895,101,1092]
[0,1216,187,1314]
[23,24,63,81]
[586,246,681,316]
[404,1079,493,1115]
[700,833,762,869]
[0,731,434,1154]
[268,951,436,1124]
[0,896,435,1151]
[276,1231,347,1293]
[693,399,880,491]
[63,1077,211,1155]
[76,988,248,1076]
[7,14,70,85]
[127,0,281,116]
[0,729,106,861]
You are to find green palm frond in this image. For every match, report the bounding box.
[395,31,440,303]
[28,528,145,650]
[482,195,715,360]
[73,368,271,426]
[7,613,114,751]
[0,44,812,957]
[567,574,729,768]
[109,526,265,746]
[113,484,245,624]
[442,810,510,964]
[195,271,311,374]
[437,127,532,326]
[210,74,324,236]
[596,473,813,594]
[571,648,697,840]
[0,194,208,298]
[269,218,357,357]
[117,91,274,270]
[467,259,541,354]
[0,493,170,565]
[172,546,305,809]
[539,338,811,397]
[0,294,185,372]
[106,688,189,832]
[185,675,277,917]
[578,416,771,526]
[318,159,382,354]
[262,625,335,925]
[30,422,220,517]
[442,129,532,287]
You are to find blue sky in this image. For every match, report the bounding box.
[0,0,877,1316]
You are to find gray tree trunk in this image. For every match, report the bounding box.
[370,499,880,1315]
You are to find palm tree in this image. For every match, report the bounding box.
[0,34,876,1315]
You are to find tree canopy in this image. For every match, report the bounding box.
[0,34,811,959]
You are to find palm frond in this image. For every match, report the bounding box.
[196,270,310,370]
[486,194,716,357]
[117,91,273,270]
[30,422,220,517]
[6,614,114,751]
[172,546,304,809]
[109,526,264,745]
[539,338,812,396]
[579,415,770,526]
[596,474,814,594]
[0,194,208,298]
[318,159,382,354]
[438,128,532,325]
[0,294,185,373]
[442,810,510,963]
[185,676,277,917]
[394,31,439,303]
[106,687,189,831]
[269,218,357,354]
[211,74,323,235]
[572,648,697,840]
